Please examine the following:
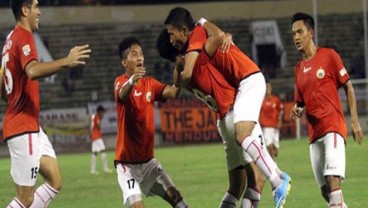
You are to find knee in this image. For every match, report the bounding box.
[48,179,62,192]
[166,187,184,205]
[17,192,35,207]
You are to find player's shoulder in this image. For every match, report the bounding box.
[318,47,338,56]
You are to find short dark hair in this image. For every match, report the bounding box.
[97,105,105,113]
[164,7,195,30]
[292,12,315,30]
[156,29,180,62]
[11,0,32,21]
[118,37,141,59]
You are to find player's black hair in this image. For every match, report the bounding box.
[292,12,315,31]
[118,37,141,59]
[164,7,195,30]
[97,105,105,113]
[11,0,33,21]
[156,29,180,63]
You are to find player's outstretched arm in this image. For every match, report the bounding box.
[25,44,91,80]
[343,80,363,144]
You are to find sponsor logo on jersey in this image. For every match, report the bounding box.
[303,66,312,73]
[316,68,325,79]
[134,90,142,97]
[339,67,347,77]
[22,44,31,56]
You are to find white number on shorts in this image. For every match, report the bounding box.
[127,179,135,189]
[31,167,38,179]
[191,88,219,112]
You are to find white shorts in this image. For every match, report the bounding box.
[116,159,175,206]
[263,127,280,148]
[233,72,265,124]
[7,127,56,186]
[218,110,265,170]
[310,132,346,187]
[92,138,106,153]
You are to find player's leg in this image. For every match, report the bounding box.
[323,133,346,207]
[234,73,290,207]
[31,156,62,208]
[220,166,247,208]
[217,112,247,208]
[6,133,43,207]
[31,128,61,207]
[310,137,331,206]
[142,159,187,208]
[91,152,98,174]
[91,140,99,174]
[263,128,276,160]
[99,140,112,173]
[273,129,280,158]
[242,162,265,208]
[116,163,144,208]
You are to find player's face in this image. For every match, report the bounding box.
[122,44,144,73]
[166,25,188,51]
[292,20,313,53]
[266,83,272,95]
[26,0,41,31]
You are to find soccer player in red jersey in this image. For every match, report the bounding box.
[157,28,266,208]
[113,37,187,208]
[0,0,91,207]
[90,105,112,175]
[260,81,284,160]
[290,12,363,208]
[164,7,291,208]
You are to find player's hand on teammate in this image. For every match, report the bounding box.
[351,121,363,145]
[66,44,91,67]
[220,32,233,52]
[290,105,303,120]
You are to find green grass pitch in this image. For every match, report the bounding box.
[0,138,367,207]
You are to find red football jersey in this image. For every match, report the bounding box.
[1,26,39,141]
[90,113,102,141]
[188,25,260,87]
[259,95,283,128]
[294,47,349,143]
[114,75,166,163]
[190,52,236,119]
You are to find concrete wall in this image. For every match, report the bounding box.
[0,0,364,27]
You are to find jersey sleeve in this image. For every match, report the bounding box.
[187,26,208,53]
[18,32,38,71]
[149,77,166,102]
[329,49,350,88]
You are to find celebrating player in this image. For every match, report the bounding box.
[1,0,91,207]
[164,7,291,208]
[290,12,363,207]
[113,36,187,208]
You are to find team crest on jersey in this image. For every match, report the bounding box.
[146,91,152,102]
[22,44,31,56]
[316,68,325,79]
